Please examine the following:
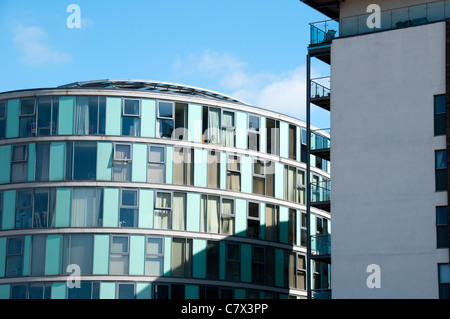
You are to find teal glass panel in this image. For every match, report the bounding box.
[27,143,35,182]
[279,121,289,158]
[235,199,246,237]
[185,285,199,299]
[55,188,71,227]
[103,188,119,227]
[51,282,67,299]
[93,235,110,275]
[100,282,115,299]
[192,239,207,279]
[105,97,121,136]
[0,238,6,277]
[132,143,147,182]
[58,97,74,135]
[0,145,11,184]
[163,237,172,276]
[45,235,61,275]
[49,142,65,181]
[138,189,153,229]
[6,99,19,138]
[22,236,31,276]
[186,193,200,232]
[2,190,16,230]
[194,148,207,187]
[235,111,247,149]
[240,244,251,283]
[129,235,145,275]
[279,206,289,244]
[240,156,252,193]
[141,99,156,138]
[188,103,202,142]
[165,146,173,184]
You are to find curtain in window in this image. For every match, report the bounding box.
[172,193,185,231]
[207,196,219,233]
[35,143,50,181]
[208,153,220,188]
[75,97,89,135]
[208,108,220,144]
[71,188,96,227]
[227,172,240,191]
[221,199,234,235]
[222,112,234,146]
[155,193,171,229]
[69,235,93,275]
[148,163,165,183]
[173,148,185,185]
[171,239,184,277]
[285,167,296,202]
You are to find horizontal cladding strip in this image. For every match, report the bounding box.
[0,89,328,137]
[0,227,307,254]
[0,136,330,179]
[0,180,331,218]
[0,275,307,297]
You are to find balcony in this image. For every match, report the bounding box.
[310,78,330,111]
[311,234,331,262]
[310,181,330,212]
[309,0,450,46]
[311,129,330,161]
[311,289,332,299]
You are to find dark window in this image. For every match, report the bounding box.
[266,118,279,155]
[439,263,450,299]
[289,124,297,160]
[35,143,50,181]
[171,238,192,278]
[206,241,220,280]
[6,237,24,277]
[435,94,446,136]
[19,99,36,137]
[247,201,260,239]
[435,150,447,191]
[0,101,7,139]
[119,189,138,228]
[157,101,174,138]
[37,96,59,135]
[225,243,240,282]
[67,142,97,181]
[437,206,449,248]
[252,246,265,284]
[248,115,260,151]
[117,283,136,299]
[122,98,140,136]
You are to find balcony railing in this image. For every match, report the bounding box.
[310,80,330,100]
[311,130,330,151]
[310,0,450,45]
[311,234,331,257]
[310,181,330,203]
[311,289,332,299]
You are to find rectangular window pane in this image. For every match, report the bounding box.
[31,235,46,276]
[145,237,163,276]
[20,99,35,115]
[35,143,50,181]
[110,236,129,275]
[16,191,33,229]
[118,283,135,299]
[124,99,140,116]
[149,146,165,163]
[71,188,98,227]
[158,102,173,118]
[208,151,220,189]
[206,241,220,280]
[74,142,97,180]
[172,193,186,231]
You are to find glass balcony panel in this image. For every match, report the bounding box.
[428,2,445,22]
[392,8,410,28]
[311,234,331,256]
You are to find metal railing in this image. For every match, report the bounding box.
[310,0,450,45]
[311,234,331,257]
[311,130,330,151]
[311,289,332,299]
[310,182,331,203]
[311,80,330,100]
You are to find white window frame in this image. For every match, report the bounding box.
[122,98,141,117]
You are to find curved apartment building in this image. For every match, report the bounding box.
[0,79,331,299]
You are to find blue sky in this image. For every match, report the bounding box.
[0,0,330,128]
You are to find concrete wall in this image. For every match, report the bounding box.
[331,21,449,298]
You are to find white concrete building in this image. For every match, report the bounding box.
[303,0,450,298]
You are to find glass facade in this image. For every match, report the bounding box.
[0,82,331,299]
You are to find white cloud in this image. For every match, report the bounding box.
[13,24,72,66]
[172,50,326,125]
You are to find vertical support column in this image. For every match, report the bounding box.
[444,20,450,260]
[306,52,312,299]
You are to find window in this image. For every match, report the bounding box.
[266,118,279,155]
[265,204,279,242]
[207,150,220,189]
[153,284,169,299]
[266,247,275,286]
[222,110,235,147]
[74,96,105,135]
[0,192,2,230]
[199,286,234,299]
[227,154,241,191]
[288,124,297,160]
[15,189,56,229]
[30,235,46,276]
[112,143,132,181]
[0,100,6,139]
[15,190,32,229]
[174,103,188,140]
[119,189,138,228]
[171,238,192,278]
[288,209,297,245]
[206,241,220,280]
[68,282,100,299]
[61,234,94,275]
[285,251,295,289]
[117,283,136,299]
[225,243,240,282]
[437,206,449,248]
[6,237,24,277]
[154,191,172,229]
[297,255,306,290]
[248,115,260,151]
[301,212,307,247]
[253,159,274,196]
[35,143,50,181]
[157,101,174,138]
[173,147,193,186]
[148,145,166,183]
[122,98,140,136]
[203,106,221,144]
[36,96,59,135]
[439,263,450,299]
[247,202,260,239]
[19,98,36,137]
[11,144,28,183]
[71,188,103,227]
[436,150,447,191]
[221,198,235,235]
[301,128,307,163]
[29,283,52,299]
[252,246,265,284]
[201,196,234,235]
[285,166,305,204]
[109,235,129,275]
[66,141,97,181]
[435,94,446,136]
[145,236,164,276]
[313,260,330,291]
[11,285,27,299]
[316,216,329,235]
